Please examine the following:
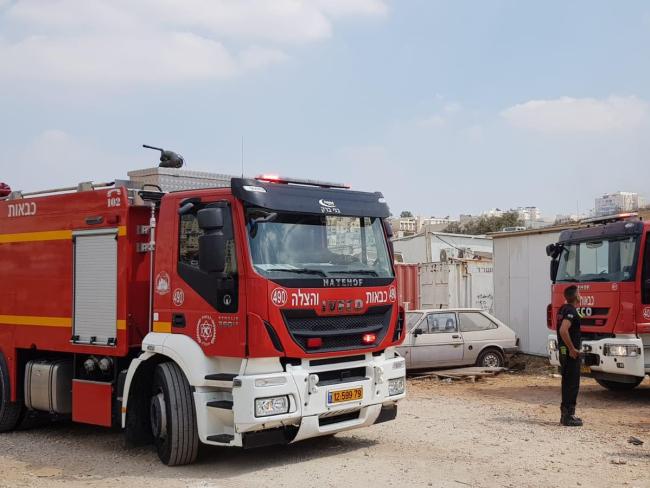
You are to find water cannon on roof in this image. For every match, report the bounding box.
[143,144,184,169]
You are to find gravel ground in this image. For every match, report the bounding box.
[1,371,649,488]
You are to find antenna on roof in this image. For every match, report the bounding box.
[143,144,184,169]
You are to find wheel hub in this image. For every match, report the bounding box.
[483,354,499,368]
[150,392,167,439]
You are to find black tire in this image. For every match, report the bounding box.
[150,362,199,466]
[0,353,23,433]
[476,348,505,368]
[595,378,643,391]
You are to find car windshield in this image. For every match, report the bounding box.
[556,235,640,283]
[247,210,393,279]
[406,312,423,330]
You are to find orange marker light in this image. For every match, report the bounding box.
[362,333,376,344]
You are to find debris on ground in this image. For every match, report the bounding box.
[410,367,507,383]
[628,436,644,446]
[610,458,628,465]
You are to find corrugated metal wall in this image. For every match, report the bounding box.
[395,261,494,312]
[395,263,420,310]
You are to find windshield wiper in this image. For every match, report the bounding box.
[266,268,328,277]
[331,270,379,276]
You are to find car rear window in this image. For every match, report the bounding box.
[459,312,497,332]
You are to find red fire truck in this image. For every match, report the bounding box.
[0,171,406,465]
[546,213,649,390]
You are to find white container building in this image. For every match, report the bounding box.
[491,226,576,355]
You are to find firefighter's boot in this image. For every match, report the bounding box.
[560,407,583,427]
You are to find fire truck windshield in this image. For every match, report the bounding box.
[247,211,393,279]
[556,235,640,283]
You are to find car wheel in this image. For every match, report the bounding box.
[151,362,199,466]
[476,349,505,368]
[0,353,23,433]
[595,378,643,391]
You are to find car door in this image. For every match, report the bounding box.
[397,312,425,369]
[458,311,499,363]
[410,312,464,368]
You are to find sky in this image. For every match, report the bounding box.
[1,0,649,219]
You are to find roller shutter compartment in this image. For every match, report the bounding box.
[73,229,118,345]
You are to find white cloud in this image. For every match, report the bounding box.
[0,0,387,86]
[418,114,446,129]
[10,130,123,191]
[417,101,463,129]
[501,96,649,133]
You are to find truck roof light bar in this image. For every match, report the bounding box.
[580,212,639,225]
[255,174,350,189]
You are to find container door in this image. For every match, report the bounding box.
[73,229,118,345]
[410,312,464,367]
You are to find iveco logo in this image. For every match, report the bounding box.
[318,199,336,208]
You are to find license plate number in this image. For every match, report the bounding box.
[581,364,591,374]
[328,387,363,404]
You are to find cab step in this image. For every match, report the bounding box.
[207,400,233,410]
[205,373,237,382]
[207,434,234,444]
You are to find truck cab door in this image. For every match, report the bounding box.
[170,198,245,356]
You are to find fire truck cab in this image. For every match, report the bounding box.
[0,171,406,465]
[546,213,650,390]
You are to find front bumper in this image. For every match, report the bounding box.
[548,334,645,379]
[196,352,405,447]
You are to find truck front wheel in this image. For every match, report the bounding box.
[0,353,23,433]
[151,362,199,466]
[595,378,643,391]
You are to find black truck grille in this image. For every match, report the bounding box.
[282,305,392,353]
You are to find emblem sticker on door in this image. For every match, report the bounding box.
[155,272,170,295]
[643,307,650,321]
[172,288,184,306]
[196,315,217,346]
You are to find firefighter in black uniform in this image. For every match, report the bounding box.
[557,285,583,427]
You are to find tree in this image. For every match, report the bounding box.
[400,210,413,218]
[443,211,524,235]
[442,221,463,234]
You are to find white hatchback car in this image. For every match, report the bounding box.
[397,309,519,370]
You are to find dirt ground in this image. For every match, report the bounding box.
[1,359,649,488]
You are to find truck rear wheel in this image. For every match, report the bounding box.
[151,362,199,466]
[595,378,643,391]
[0,353,23,433]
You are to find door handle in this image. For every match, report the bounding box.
[172,313,186,328]
[452,334,460,339]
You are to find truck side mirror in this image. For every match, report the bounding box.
[413,328,423,337]
[550,259,559,282]
[197,208,226,273]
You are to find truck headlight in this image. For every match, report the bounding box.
[548,339,557,352]
[388,377,405,396]
[255,396,290,417]
[604,344,641,357]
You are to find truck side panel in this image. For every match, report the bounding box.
[0,188,150,402]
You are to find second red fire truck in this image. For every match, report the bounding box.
[547,213,650,390]
[0,168,406,465]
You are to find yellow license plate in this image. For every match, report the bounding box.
[328,387,363,404]
[581,364,591,374]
